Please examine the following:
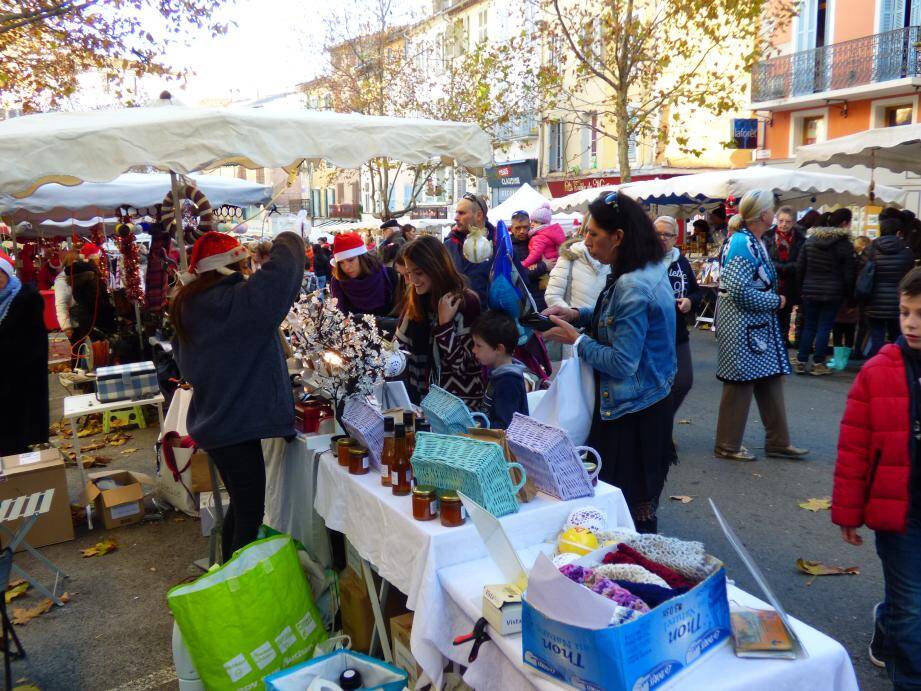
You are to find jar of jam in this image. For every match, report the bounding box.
[411,485,438,521]
[348,447,370,475]
[381,416,395,487]
[439,490,466,527]
[335,437,355,467]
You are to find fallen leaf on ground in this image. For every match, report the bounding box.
[149,567,157,572]
[11,599,53,625]
[798,497,832,512]
[120,448,138,455]
[76,425,102,438]
[108,438,128,447]
[669,495,695,503]
[5,582,29,603]
[80,442,105,452]
[81,455,111,468]
[12,684,41,691]
[60,592,71,604]
[81,538,118,558]
[796,558,860,585]
[172,517,186,523]
[677,418,692,425]
[752,473,763,478]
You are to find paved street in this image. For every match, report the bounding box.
[661,329,887,690]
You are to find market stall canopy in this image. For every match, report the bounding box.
[795,124,921,173]
[619,166,906,213]
[0,173,272,222]
[486,183,550,224]
[0,100,495,198]
[549,184,623,214]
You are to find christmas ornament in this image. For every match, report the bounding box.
[116,223,143,302]
[558,527,599,556]
[160,180,213,244]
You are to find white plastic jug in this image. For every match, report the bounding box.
[172,622,204,691]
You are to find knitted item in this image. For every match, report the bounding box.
[597,529,712,581]
[603,544,696,589]
[592,564,669,589]
[558,565,649,613]
[552,552,582,569]
[614,580,689,609]
[565,506,607,534]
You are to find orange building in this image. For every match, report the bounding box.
[752,0,921,212]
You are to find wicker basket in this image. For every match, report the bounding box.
[410,432,525,517]
[421,385,489,435]
[505,413,601,500]
[341,396,385,470]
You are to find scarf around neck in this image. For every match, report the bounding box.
[340,266,390,312]
[0,264,22,327]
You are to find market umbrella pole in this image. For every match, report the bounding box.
[169,171,190,272]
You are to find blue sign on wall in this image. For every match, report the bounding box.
[731,119,759,149]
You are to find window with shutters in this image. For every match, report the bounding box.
[548,121,563,172]
[478,9,488,43]
[255,168,265,184]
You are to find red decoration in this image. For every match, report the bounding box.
[90,225,109,283]
[116,223,143,303]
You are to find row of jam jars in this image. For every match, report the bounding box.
[411,486,465,527]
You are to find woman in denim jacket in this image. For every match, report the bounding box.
[713,189,808,462]
[544,191,676,533]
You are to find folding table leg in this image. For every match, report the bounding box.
[361,558,392,663]
[68,417,93,530]
[208,457,225,565]
[0,522,66,607]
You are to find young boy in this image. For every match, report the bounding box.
[833,267,921,687]
[471,310,529,429]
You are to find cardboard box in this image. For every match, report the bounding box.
[0,449,74,551]
[483,584,522,635]
[339,568,374,653]
[85,470,149,530]
[522,552,731,691]
[345,537,363,579]
[390,612,422,689]
[189,452,213,493]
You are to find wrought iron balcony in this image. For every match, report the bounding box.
[495,114,539,142]
[752,26,921,103]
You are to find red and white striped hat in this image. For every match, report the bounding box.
[331,232,368,264]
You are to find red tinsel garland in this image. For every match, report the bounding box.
[90,226,109,283]
[116,223,143,302]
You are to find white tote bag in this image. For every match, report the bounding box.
[156,387,199,515]
[530,350,595,445]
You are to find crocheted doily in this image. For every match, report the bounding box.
[596,530,713,581]
[593,564,669,589]
[552,552,582,568]
[565,506,608,534]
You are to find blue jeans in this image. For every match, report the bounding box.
[875,515,921,689]
[316,275,328,291]
[868,317,901,358]
[796,299,840,364]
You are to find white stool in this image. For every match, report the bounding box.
[0,489,67,606]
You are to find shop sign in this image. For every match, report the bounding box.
[410,206,449,220]
[731,118,759,149]
[486,160,538,188]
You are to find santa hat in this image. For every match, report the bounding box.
[80,243,102,258]
[0,251,13,276]
[183,231,249,283]
[332,232,368,264]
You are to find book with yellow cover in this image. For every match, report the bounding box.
[730,605,797,659]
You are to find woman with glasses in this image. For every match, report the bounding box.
[655,216,702,414]
[543,191,676,533]
[714,189,808,462]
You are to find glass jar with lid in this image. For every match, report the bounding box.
[411,485,438,521]
[439,490,466,527]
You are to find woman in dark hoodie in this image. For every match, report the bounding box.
[329,232,397,318]
[864,214,915,356]
[795,208,856,375]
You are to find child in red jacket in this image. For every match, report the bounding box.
[833,267,921,688]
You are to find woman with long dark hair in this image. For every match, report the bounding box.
[542,191,676,533]
[395,235,484,408]
[171,231,304,559]
[329,232,397,317]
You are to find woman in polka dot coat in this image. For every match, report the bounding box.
[714,190,808,462]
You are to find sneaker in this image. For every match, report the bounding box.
[792,361,807,375]
[869,602,887,668]
[714,446,757,462]
[810,362,833,376]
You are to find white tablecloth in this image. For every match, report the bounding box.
[438,546,860,691]
[263,434,335,568]
[313,452,634,687]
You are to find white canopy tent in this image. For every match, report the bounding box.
[550,167,907,215]
[486,183,550,224]
[549,184,623,214]
[0,173,272,224]
[0,97,494,268]
[795,124,921,173]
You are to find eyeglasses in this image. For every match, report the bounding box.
[656,232,678,239]
[462,193,488,217]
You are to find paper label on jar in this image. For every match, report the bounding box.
[430,499,438,515]
[461,506,467,520]
[391,470,399,484]
[362,457,369,470]
[405,469,413,483]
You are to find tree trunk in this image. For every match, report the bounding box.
[615,98,632,183]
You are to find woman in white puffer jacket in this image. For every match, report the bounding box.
[544,234,611,311]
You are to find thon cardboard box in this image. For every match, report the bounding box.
[522,551,731,691]
[0,449,73,551]
[86,470,149,530]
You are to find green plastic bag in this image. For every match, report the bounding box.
[168,535,327,690]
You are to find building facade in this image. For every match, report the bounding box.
[752,0,921,213]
